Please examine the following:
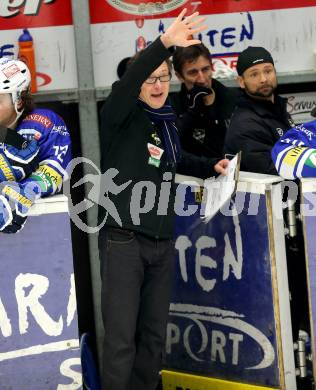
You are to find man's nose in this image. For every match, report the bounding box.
[260,72,268,82]
[153,78,162,87]
[196,70,206,83]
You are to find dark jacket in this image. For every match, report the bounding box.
[99,38,219,239]
[224,92,295,175]
[169,80,239,158]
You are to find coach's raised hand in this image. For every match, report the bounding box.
[160,8,207,48]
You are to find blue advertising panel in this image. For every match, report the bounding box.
[166,186,279,387]
[0,212,82,389]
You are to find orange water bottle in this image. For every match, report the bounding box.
[18,29,37,93]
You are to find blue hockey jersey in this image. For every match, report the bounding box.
[271,120,316,179]
[14,108,72,197]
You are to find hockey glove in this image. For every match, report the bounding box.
[1,211,27,233]
[0,139,40,182]
[0,180,41,233]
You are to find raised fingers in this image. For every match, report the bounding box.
[176,8,187,22]
[182,11,200,23]
[189,25,208,36]
[186,16,206,29]
[182,38,202,46]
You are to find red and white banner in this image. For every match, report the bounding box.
[90,0,316,23]
[0,0,77,91]
[0,0,72,30]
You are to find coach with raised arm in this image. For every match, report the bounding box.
[98,9,229,390]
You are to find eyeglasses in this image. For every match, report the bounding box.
[144,74,171,84]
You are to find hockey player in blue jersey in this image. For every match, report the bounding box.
[0,57,71,232]
[272,119,316,179]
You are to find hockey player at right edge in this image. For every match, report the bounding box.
[272,118,314,353]
[272,119,316,178]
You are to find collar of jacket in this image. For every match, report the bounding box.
[237,91,288,118]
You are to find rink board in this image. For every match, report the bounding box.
[0,196,82,389]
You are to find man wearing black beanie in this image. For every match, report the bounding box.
[224,46,295,174]
[225,47,310,347]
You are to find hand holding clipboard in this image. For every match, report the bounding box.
[203,152,241,221]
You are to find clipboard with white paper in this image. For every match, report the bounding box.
[203,152,241,221]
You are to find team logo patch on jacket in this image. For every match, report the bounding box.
[147,143,164,168]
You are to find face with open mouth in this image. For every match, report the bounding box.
[139,61,170,109]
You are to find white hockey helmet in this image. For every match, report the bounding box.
[0,57,31,102]
[0,57,31,122]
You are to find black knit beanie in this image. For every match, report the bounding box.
[237,46,274,76]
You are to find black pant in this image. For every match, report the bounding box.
[99,226,174,390]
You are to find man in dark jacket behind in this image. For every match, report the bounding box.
[225,47,309,346]
[170,44,239,158]
[224,46,295,174]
